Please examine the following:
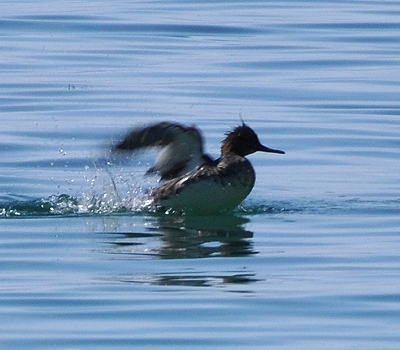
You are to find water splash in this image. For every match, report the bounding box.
[0,192,153,218]
[0,194,78,217]
[0,159,157,217]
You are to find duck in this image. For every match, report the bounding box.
[114,121,284,214]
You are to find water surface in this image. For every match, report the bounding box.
[1,1,400,349]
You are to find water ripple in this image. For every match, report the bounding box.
[1,16,259,36]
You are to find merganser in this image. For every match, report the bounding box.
[115,122,284,214]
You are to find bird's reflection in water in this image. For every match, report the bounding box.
[106,213,257,259]
[100,213,259,290]
[115,271,260,291]
[154,214,255,259]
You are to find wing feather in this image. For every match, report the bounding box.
[114,122,188,151]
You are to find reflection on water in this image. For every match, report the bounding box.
[97,213,259,289]
[155,217,254,259]
[102,213,256,259]
[111,271,259,290]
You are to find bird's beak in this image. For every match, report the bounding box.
[258,143,285,154]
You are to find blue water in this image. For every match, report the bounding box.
[1,1,400,349]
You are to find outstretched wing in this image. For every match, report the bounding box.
[113,121,212,180]
[114,121,188,151]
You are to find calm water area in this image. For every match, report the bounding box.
[1,1,400,349]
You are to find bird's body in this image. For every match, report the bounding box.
[114,121,284,214]
[150,153,256,214]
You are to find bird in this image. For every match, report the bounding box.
[114,121,284,214]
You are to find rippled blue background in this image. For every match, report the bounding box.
[1,1,400,349]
